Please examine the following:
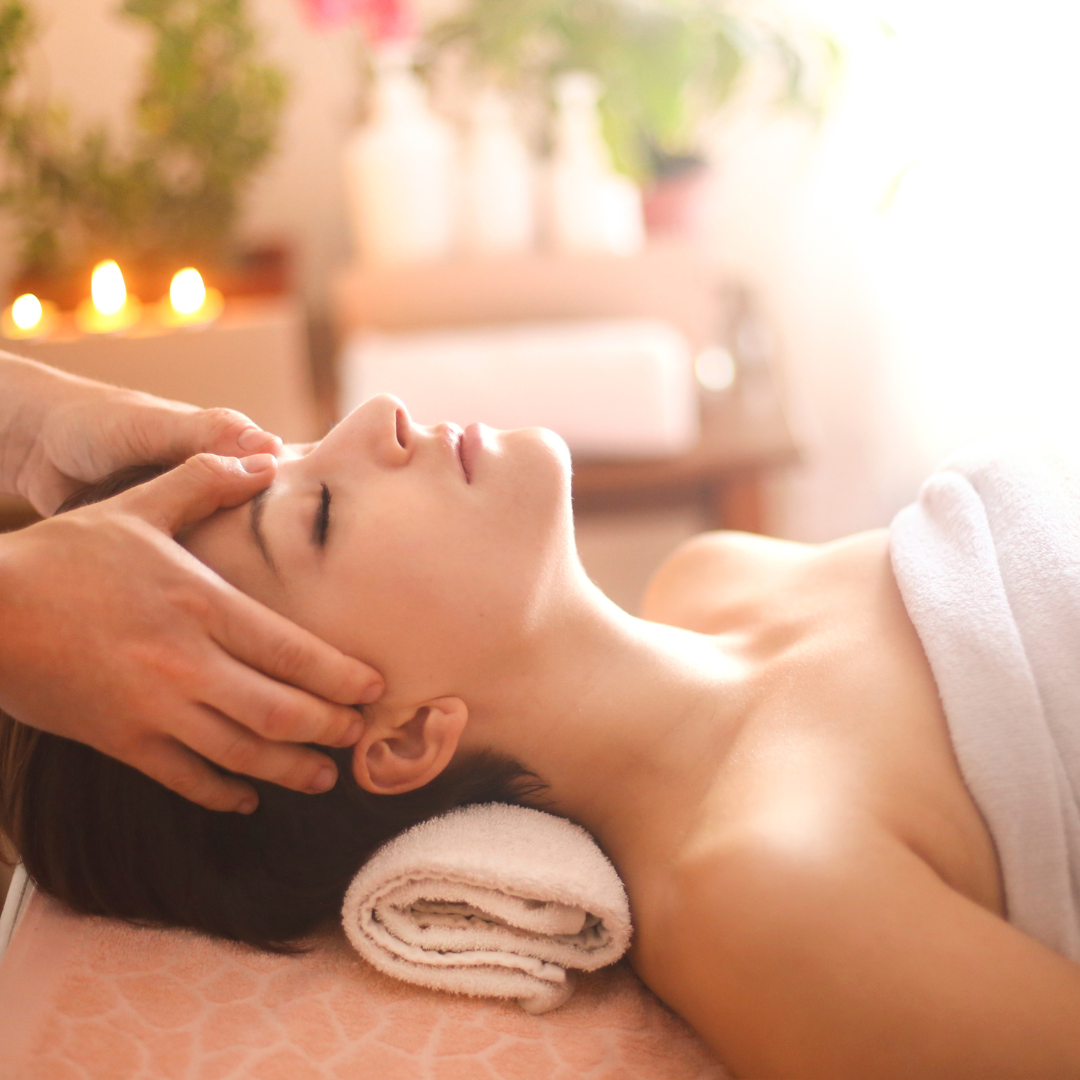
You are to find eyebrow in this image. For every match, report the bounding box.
[249,488,278,576]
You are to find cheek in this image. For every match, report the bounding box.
[349,529,525,631]
[310,520,547,678]
[296,444,574,678]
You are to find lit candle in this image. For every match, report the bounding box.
[1,292,56,339]
[76,260,141,334]
[159,267,223,328]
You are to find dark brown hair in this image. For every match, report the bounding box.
[0,463,544,949]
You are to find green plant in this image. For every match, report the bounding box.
[424,0,839,180]
[0,0,286,282]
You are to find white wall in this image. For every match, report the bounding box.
[704,0,1080,539]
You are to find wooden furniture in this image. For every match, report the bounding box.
[7,297,319,443]
[334,246,796,533]
[334,243,717,352]
[572,362,794,532]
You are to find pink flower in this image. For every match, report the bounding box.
[299,0,413,42]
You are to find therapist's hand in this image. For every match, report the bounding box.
[21,378,284,516]
[0,453,384,813]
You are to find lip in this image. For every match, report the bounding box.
[460,423,484,484]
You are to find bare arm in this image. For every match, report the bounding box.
[648,822,1080,1079]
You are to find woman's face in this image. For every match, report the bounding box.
[183,395,575,704]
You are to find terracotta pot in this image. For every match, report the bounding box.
[642,158,711,242]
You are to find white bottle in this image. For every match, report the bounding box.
[548,72,645,257]
[344,46,458,267]
[461,90,536,255]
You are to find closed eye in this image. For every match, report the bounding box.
[312,483,331,549]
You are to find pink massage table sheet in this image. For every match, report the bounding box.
[0,890,728,1079]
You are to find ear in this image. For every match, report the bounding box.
[352,697,468,795]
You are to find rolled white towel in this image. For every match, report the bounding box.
[341,803,632,1014]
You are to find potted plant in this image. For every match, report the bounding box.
[0,0,288,307]
[421,0,838,183]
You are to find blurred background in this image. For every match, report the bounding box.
[1,0,1077,612]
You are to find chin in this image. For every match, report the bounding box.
[497,426,572,524]
[510,426,571,483]
[532,426,572,469]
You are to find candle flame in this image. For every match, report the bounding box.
[169,268,206,315]
[91,261,127,316]
[11,293,42,331]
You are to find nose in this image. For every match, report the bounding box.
[391,399,412,450]
[311,394,413,466]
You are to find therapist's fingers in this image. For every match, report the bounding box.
[118,451,279,536]
[181,406,284,459]
[207,585,384,710]
[178,707,341,798]
[120,453,383,745]
[203,655,366,750]
[124,402,284,464]
[134,735,260,814]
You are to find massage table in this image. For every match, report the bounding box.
[0,866,728,1078]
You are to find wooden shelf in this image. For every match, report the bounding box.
[573,376,796,497]
[333,244,718,353]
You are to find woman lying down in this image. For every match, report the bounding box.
[2,394,1079,1078]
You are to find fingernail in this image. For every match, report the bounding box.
[238,427,275,451]
[309,766,337,794]
[359,681,384,705]
[339,720,363,746]
[238,797,258,815]
[241,453,277,474]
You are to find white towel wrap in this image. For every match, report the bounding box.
[890,436,1080,961]
[341,803,632,1014]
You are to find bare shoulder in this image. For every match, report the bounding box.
[635,816,1080,1079]
[641,530,806,632]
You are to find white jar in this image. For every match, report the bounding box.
[344,47,458,267]
[461,90,536,255]
[548,72,644,257]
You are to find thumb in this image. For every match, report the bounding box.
[177,406,284,459]
[118,453,278,536]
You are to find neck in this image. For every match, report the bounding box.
[461,573,746,873]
